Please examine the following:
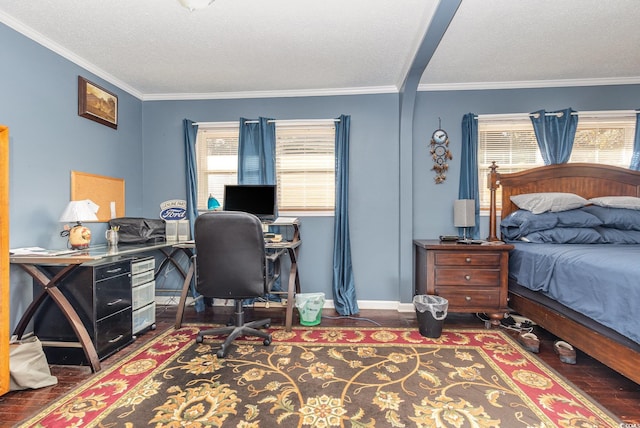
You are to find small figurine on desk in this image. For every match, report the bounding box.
[207,194,221,211]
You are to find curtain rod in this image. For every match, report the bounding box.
[242,118,340,125]
[474,109,639,120]
[192,118,340,126]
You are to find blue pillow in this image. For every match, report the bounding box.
[556,208,603,228]
[500,209,602,241]
[500,210,558,240]
[582,205,640,231]
[521,227,603,244]
[596,227,640,244]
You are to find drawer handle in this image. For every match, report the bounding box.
[107,298,123,306]
[108,334,124,343]
[465,257,472,263]
[464,275,471,281]
[465,296,472,301]
[106,267,123,274]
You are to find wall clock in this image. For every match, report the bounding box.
[430,127,452,184]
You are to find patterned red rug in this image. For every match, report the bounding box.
[19,326,619,427]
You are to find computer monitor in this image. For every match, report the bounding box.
[223,184,277,221]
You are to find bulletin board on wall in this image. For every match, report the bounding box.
[71,171,125,221]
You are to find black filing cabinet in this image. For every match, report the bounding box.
[34,258,134,365]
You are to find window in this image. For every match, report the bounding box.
[195,121,336,213]
[478,112,636,210]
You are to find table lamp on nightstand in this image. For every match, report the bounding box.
[454,199,475,240]
[59,199,99,249]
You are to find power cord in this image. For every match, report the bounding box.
[320,315,382,326]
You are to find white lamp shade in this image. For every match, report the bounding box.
[59,200,99,223]
[454,199,475,228]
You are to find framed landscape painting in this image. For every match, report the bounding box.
[78,76,118,129]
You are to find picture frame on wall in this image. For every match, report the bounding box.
[78,76,118,129]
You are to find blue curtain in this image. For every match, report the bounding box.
[458,113,480,239]
[182,119,205,313]
[631,111,640,170]
[530,108,578,165]
[332,114,359,316]
[238,117,280,301]
[238,117,276,185]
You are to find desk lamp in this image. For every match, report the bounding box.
[59,199,99,249]
[454,199,475,240]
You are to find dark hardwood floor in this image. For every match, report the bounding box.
[2,305,639,426]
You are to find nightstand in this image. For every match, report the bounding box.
[413,239,514,326]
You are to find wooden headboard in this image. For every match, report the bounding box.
[487,162,640,241]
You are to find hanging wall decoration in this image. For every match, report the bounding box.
[430,119,452,184]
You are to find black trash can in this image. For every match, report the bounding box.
[414,295,448,338]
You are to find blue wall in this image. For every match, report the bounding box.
[412,85,640,240]
[1,24,143,326]
[141,96,401,303]
[3,21,640,331]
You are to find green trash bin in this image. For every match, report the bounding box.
[295,293,325,326]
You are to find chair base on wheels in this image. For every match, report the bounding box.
[196,300,272,358]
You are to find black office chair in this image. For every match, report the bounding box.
[193,211,272,357]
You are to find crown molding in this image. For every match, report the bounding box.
[418,76,640,92]
[0,11,143,99]
[141,85,399,101]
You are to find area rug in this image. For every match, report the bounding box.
[19,326,619,427]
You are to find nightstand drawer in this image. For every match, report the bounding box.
[434,268,500,286]
[434,252,501,267]
[435,287,501,309]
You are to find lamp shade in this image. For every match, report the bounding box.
[59,200,99,223]
[454,199,475,228]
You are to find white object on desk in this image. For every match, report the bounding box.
[178,219,190,241]
[10,247,78,256]
[165,221,178,241]
[272,217,299,225]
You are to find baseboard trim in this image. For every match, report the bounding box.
[155,296,415,313]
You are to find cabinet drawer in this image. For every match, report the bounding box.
[133,280,155,310]
[132,269,154,287]
[435,287,501,309]
[133,302,156,334]
[132,257,155,275]
[95,308,132,357]
[434,268,500,286]
[96,274,132,320]
[95,260,131,281]
[434,252,501,267]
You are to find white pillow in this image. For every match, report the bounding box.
[510,192,587,214]
[589,196,640,210]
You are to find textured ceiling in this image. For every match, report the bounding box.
[1,0,639,100]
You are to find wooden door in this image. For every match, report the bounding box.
[0,125,9,395]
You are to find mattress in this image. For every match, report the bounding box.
[508,242,640,344]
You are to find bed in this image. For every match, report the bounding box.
[487,162,640,385]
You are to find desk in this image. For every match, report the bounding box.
[174,234,302,332]
[10,241,191,372]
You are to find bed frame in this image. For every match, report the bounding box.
[487,162,640,385]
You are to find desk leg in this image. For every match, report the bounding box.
[156,247,191,279]
[14,264,101,372]
[175,262,194,330]
[13,289,49,339]
[285,248,300,331]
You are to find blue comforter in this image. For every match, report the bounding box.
[509,243,640,344]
